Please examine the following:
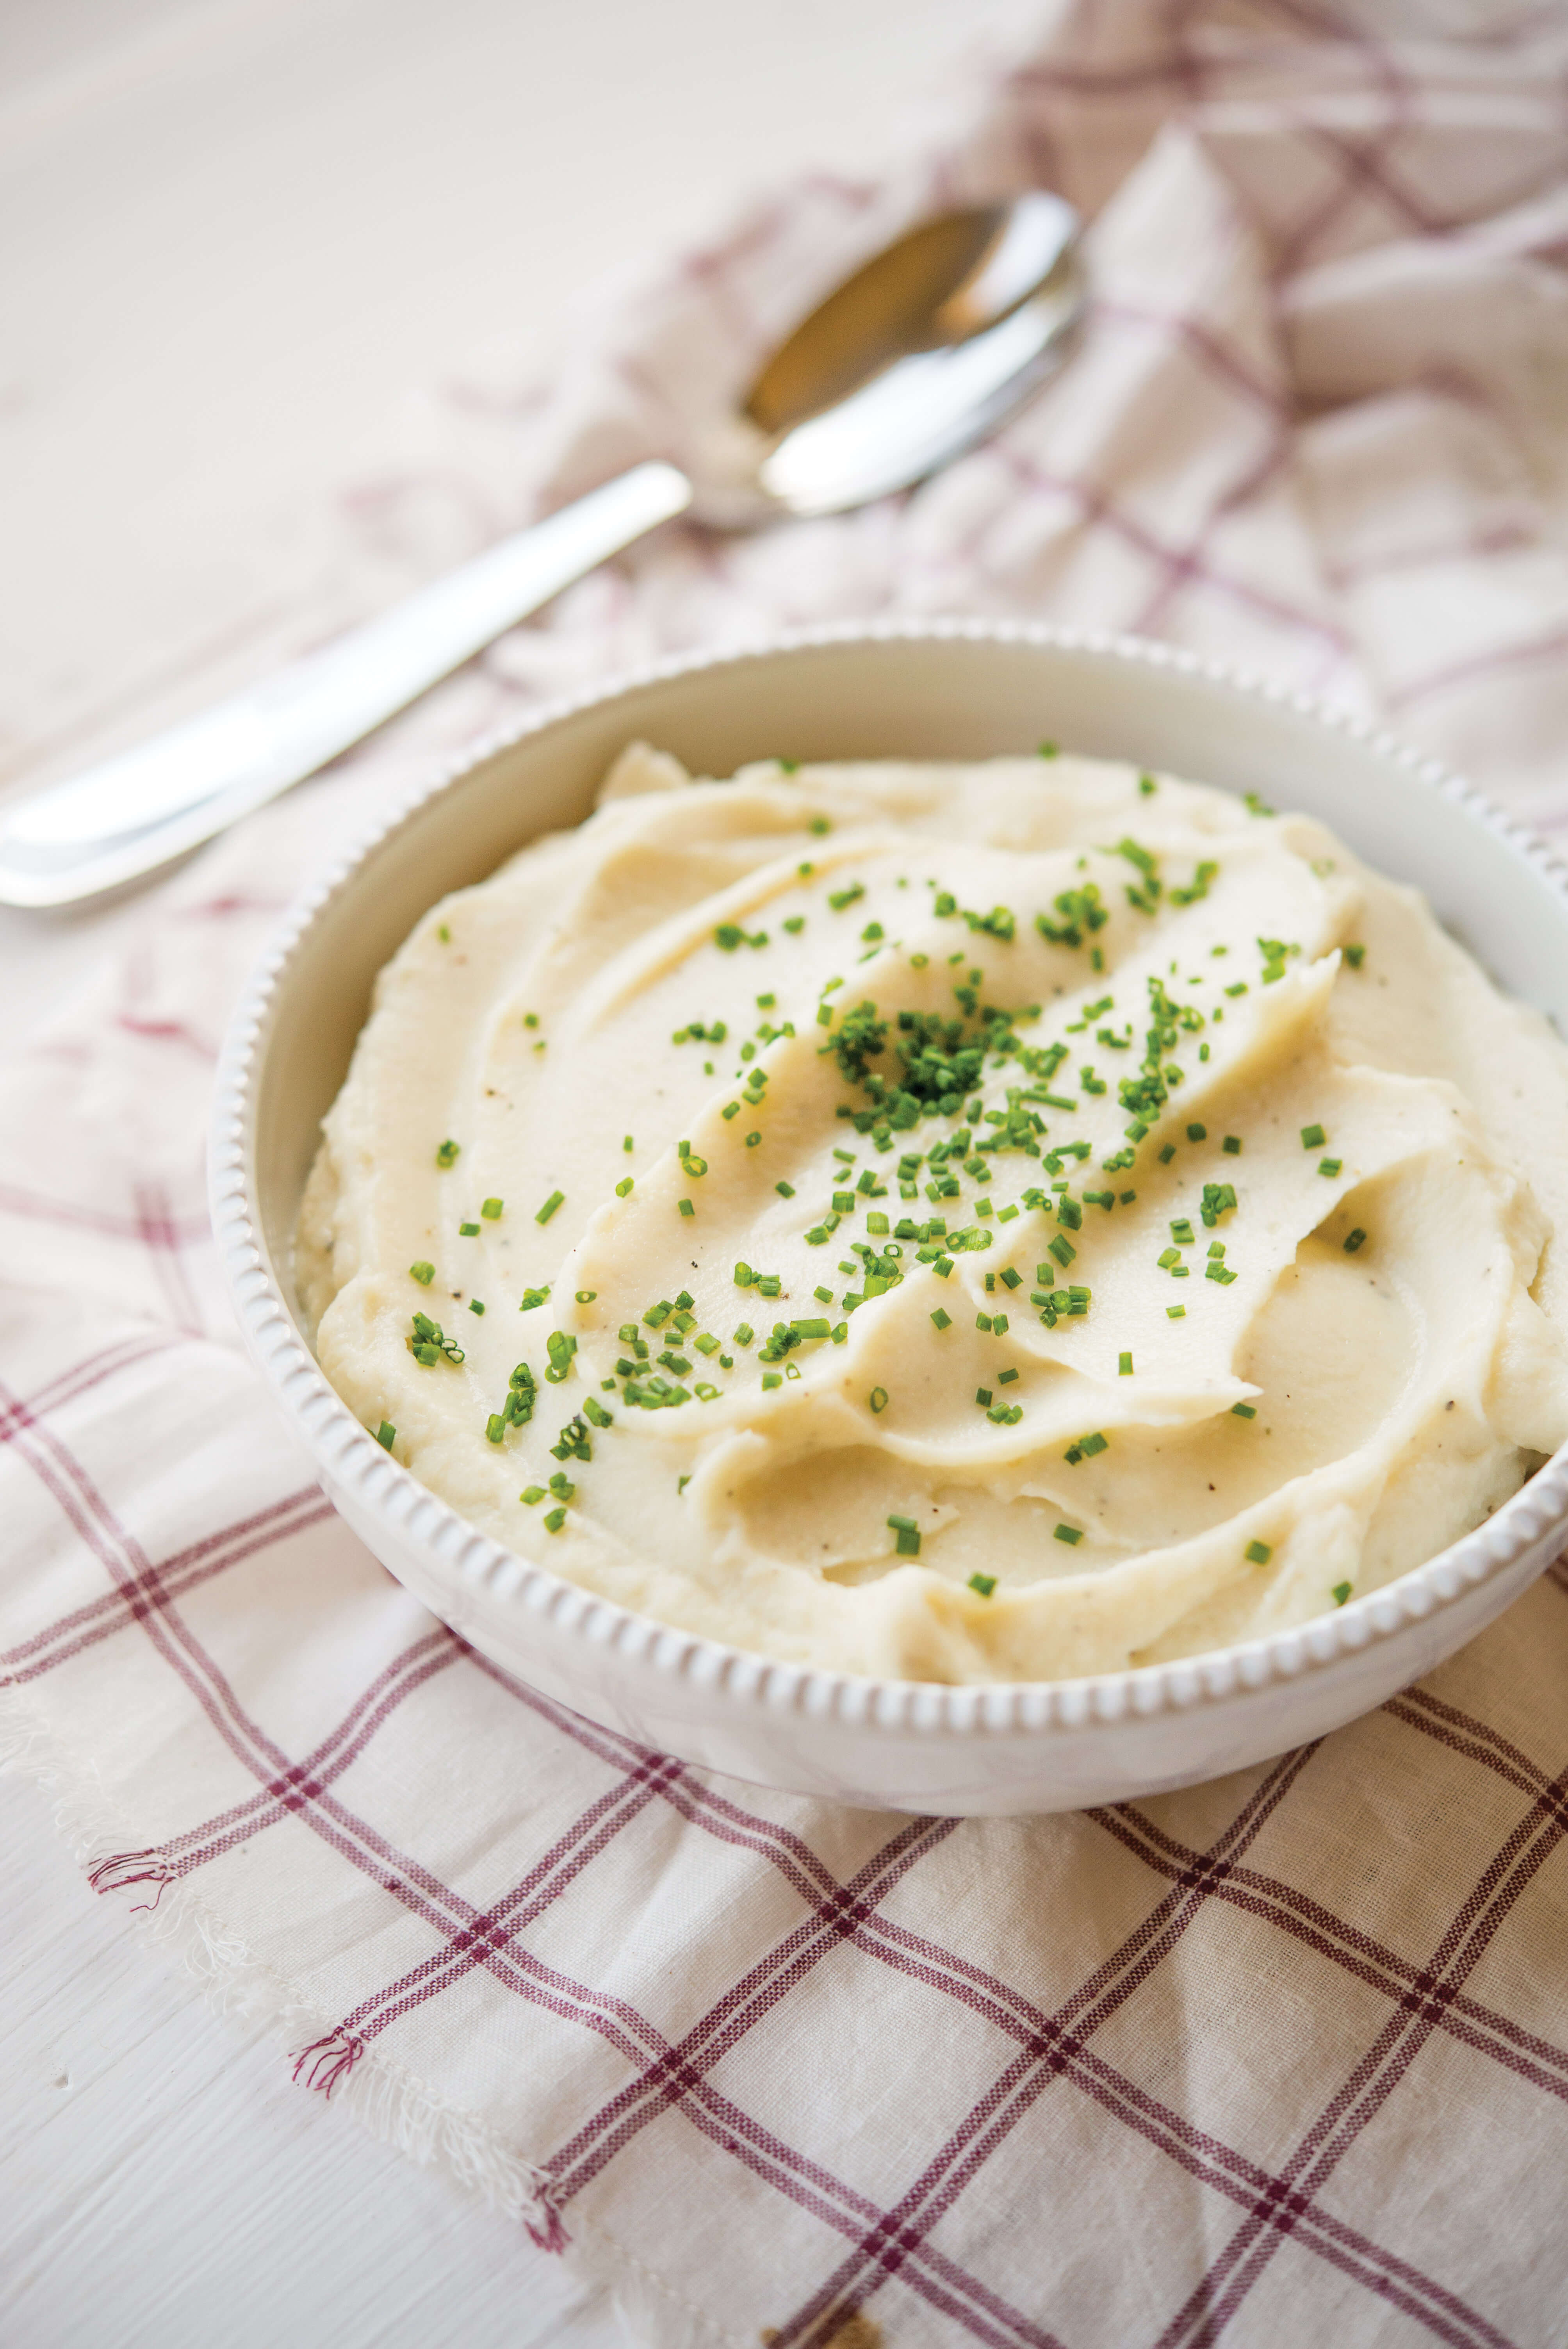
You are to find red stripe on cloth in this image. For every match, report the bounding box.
[2,1488,332,1683]
[1099,1784,1568,2105]
[992,445,1352,656]
[0,1332,184,1454]
[1147,1759,1568,2349]
[0,1183,209,1244]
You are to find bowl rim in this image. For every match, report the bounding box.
[210,615,1568,1738]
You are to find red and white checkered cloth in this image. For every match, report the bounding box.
[7,7,1568,2343]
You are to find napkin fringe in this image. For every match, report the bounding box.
[0,1682,566,2242]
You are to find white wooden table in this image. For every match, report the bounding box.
[0,2,1022,2339]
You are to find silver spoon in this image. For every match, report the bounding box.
[0,193,1081,910]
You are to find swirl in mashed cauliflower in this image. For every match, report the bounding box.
[297,745,1568,1682]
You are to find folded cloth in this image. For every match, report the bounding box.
[6,6,1568,2344]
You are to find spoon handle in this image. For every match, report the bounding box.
[0,460,693,909]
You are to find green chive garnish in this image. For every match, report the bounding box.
[436,1139,460,1168]
[868,1387,889,1413]
[543,1506,567,1533]
[1222,1136,1241,1156]
[1246,1540,1272,1565]
[1231,1403,1256,1418]
[1119,1352,1133,1375]
[1300,1125,1325,1150]
[459,1222,480,1237]
[520,1486,545,1505]
[374,1421,396,1450]
[1343,1228,1367,1253]
[931,1308,951,1330]
[887,1514,921,1557]
[536,1191,565,1225]
[1319,1158,1342,1178]
[410,1261,435,1286]
[1053,1524,1083,1545]
[968,1572,996,1597]
[481,1198,504,1220]
[1333,1581,1353,1605]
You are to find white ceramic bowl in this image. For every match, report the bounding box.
[211,622,1568,1815]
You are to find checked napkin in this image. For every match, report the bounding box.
[7,5,1568,2344]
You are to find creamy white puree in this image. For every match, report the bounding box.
[297,747,1568,1683]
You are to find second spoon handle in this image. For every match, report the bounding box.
[0,459,694,910]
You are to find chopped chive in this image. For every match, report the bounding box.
[775,1180,796,1198]
[1319,1157,1342,1178]
[469,1299,485,1316]
[616,1177,634,1198]
[1231,1402,1257,1419]
[1246,1540,1272,1565]
[1000,1267,1022,1290]
[887,1515,922,1557]
[520,1285,551,1312]
[997,1367,1019,1386]
[375,1421,396,1450]
[575,1289,597,1304]
[976,1312,992,1333]
[679,1199,695,1217]
[1343,943,1366,968]
[931,1307,952,1330]
[1222,1137,1241,1156]
[975,1388,992,1408]
[1037,740,1058,758]
[536,1191,565,1225]
[436,1139,460,1168]
[1053,1524,1083,1546]
[869,1387,889,1413]
[481,1197,504,1220]
[1119,1352,1133,1376]
[1343,1228,1367,1253]
[1301,1125,1326,1150]
[968,1571,996,1597]
[1167,1305,1186,1319]
[520,1485,546,1504]
[762,1371,782,1390]
[410,1261,435,1286]
[1158,1144,1176,1164]
[459,1222,481,1237]
[543,1506,567,1533]
[1332,1581,1353,1605]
